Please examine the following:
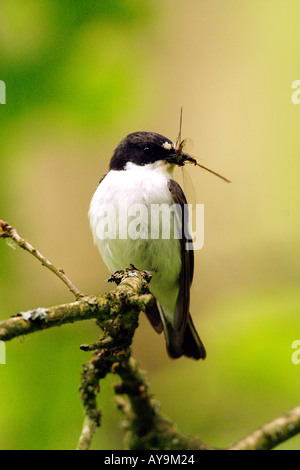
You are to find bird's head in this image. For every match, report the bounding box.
[109,131,194,171]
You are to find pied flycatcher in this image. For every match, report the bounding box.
[89,131,206,360]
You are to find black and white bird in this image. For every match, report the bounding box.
[89,131,206,360]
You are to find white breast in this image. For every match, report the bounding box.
[88,162,182,317]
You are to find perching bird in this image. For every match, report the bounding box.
[89,131,206,360]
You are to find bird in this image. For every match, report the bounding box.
[88,131,206,360]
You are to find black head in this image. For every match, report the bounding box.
[109,131,188,171]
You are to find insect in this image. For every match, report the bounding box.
[174,107,231,184]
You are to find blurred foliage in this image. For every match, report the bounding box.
[0,0,300,450]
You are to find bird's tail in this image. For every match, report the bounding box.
[155,302,206,360]
[181,315,206,360]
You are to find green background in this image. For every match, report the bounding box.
[0,0,300,450]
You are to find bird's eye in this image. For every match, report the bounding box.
[143,147,150,153]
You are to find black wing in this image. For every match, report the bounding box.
[168,178,194,346]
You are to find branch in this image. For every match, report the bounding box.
[0,273,153,342]
[77,343,214,451]
[2,220,300,451]
[229,406,300,450]
[0,220,209,450]
[76,360,102,450]
[114,357,213,450]
[0,220,83,299]
[75,269,152,450]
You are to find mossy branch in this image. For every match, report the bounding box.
[0,219,83,299]
[1,220,300,451]
[229,406,300,450]
[0,272,153,343]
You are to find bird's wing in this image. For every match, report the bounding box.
[168,178,194,346]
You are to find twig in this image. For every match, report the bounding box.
[76,361,102,450]
[0,283,153,343]
[0,297,103,341]
[229,406,300,450]
[76,414,100,451]
[114,357,214,450]
[80,335,114,352]
[0,220,84,299]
